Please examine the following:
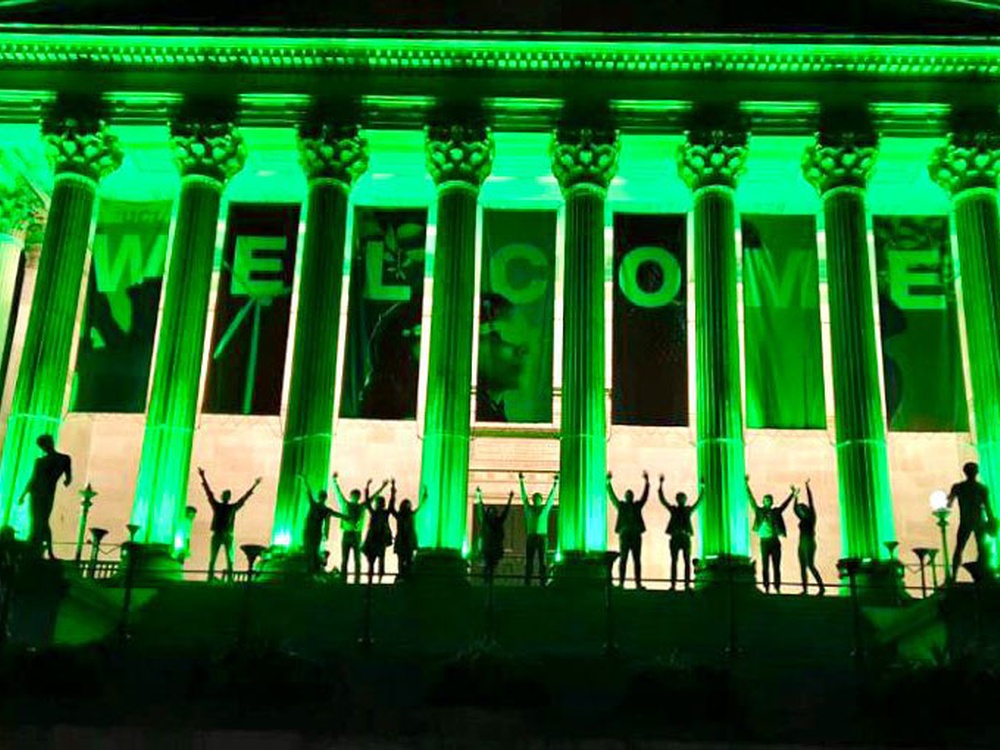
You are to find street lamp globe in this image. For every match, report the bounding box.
[930,490,948,513]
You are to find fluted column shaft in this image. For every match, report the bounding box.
[271,123,368,552]
[678,130,750,563]
[551,127,619,554]
[804,133,894,562]
[418,124,493,553]
[0,181,40,402]
[930,133,1000,567]
[0,110,121,532]
[131,115,246,549]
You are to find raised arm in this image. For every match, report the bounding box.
[544,474,559,509]
[518,472,529,505]
[331,472,347,510]
[638,471,650,507]
[745,475,758,510]
[805,479,814,510]
[235,477,262,508]
[606,472,620,508]
[779,485,797,512]
[658,475,670,509]
[197,467,217,506]
[692,481,705,512]
[500,490,514,521]
[388,479,398,517]
[417,485,427,513]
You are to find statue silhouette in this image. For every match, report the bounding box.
[198,467,260,582]
[476,487,513,583]
[658,475,703,591]
[608,471,650,588]
[748,476,796,593]
[795,479,825,595]
[948,461,996,580]
[17,435,71,561]
[390,483,424,581]
[519,472,558,586]
[362,479,393,584]
[300,475,345,576]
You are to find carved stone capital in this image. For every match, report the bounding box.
[676,129,749,191]
[169,116,247,183]
[929,131,1000,196]
[297,122,369,186]
[802,131,878,195]
[425,123,494,188]
[0,180,42,237]
[40,111,123,182]
[549,126,621,194]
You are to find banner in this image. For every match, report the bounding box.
[742,215,826,429]
[203,203,300,415]
[874,216,968,432]
[612,213,688,426]
[71,200,171,413]
[341,207,427,420]
[477,209,556,423]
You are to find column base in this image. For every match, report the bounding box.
[694,554,756,590]
[550,551,618,588]
[120,543,183,583]
[838,558,905,605]
[410,548,469,585]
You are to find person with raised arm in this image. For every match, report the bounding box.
[390,483,424,581]
[607,471,650,589]
[794,478,825,595]
[658,475,703,591]
[197,467,261,582]
[299,474,346,576]
[519,472,559,586]
[747,475,796,593]
[331,473,375,584]
[477,486,513,584]
[362,477,393,584]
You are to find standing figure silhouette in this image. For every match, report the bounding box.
[747,476,796,593]
[607,471,650,589]
[658,475,703,591]
[362,479,393,584]
[198,467,260,582]
[794,479,825,595]
[519,472,558,586]
[300,475,345,576]
[477,487,513,583]
[18,435,71,561]
[390,483,424,580]
[947,461,996,580]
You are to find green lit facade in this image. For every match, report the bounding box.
[0,25,998,579]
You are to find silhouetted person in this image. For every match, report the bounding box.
[608,471,650,589]
[197,467,260,582]
[519,472,558,586]
[658,475,703,591]
[948,461,996,580]
[748,477,796,593]
[390,483,424,581]
[477,487,513,583]
[333,474,384,583]
[17,435,71,561]
[300,475,344,576]
[795,479,825,595]
[363,479,393,584]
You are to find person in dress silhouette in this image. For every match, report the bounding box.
[519,472,558,585]
[948,461,996,580]
[390,482,424,581]
[747,476,796,593]
[332,474,387,583]
[363,480,394,584]
[17,435,71,561]
[477,487,513,583]
[794,479,825,595]
[607,471,650,589]
[658,475,703,591]
[197,467,260,582]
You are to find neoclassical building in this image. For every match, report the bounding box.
[0,3,998,586]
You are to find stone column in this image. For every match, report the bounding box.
[0,107,122,533]
[0,179,41,400]
[550,126,620,573]
[416,123,493,572]
[270,122,368,558]
[930,131,1000,569]
[803,131,897,574]
[677,129,753,580]
[130,112,246,564]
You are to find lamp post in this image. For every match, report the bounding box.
[75,483,97,566]
[913,547,932,598]
[926,548,940,590]
[88,527,108,579]
[930,490,951,583]
[240,544,266,582]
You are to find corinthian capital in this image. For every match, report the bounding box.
[929,131,1000,197]
[0,180,42,236]
[676,129,749,191]
[549,126,620,194]
[297,122,369,186]
[425,123,494,188]
[169,115,247,184]
[40,107,123,182]
[802,131,878,195]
